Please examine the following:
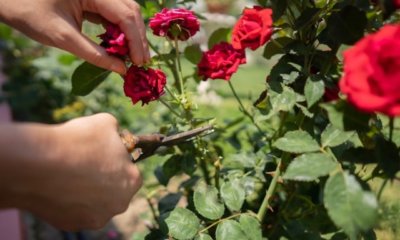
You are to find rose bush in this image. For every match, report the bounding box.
[69,0,400,239]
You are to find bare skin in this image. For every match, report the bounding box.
[0,0,149,230]
[0,113,142,230]
[0,0,151,74]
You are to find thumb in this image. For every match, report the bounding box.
[56,26,127,74]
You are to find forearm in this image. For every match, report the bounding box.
[0,122,58,208]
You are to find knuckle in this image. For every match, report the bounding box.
[128,1,140,12]
[97,113,118,127]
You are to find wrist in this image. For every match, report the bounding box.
[0,123,60,209]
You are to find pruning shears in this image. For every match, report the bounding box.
[119,125,214,162]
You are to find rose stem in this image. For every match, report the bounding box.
[158,98,181,118]
[228,80,266,137]
[173,38,185,95]
[257,158,282,221]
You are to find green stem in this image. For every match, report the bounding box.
[159,98,181,117]
[198,212,243,234]
[146,197,159,223]
[174,38,185,95]
[389,117,394,142]
[148,41,180,85]
[214,159,221,190]
[257,158,282,221]
[228,81,266,137]
[377,179,388,201]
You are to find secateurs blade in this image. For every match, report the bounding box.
[120,125,214,162]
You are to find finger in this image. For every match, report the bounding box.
[55,25,127,74]
[82,0,147,65]
[125,0,150,63]
[83,12,108,26]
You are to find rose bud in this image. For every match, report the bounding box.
[98,24,129,58]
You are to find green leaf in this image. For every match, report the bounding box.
[375,137,400,179]
[283,153,338,181]
[216,220,247,240]
[321,124,355,148]
[71,61,111,96]
[294,8,321,30]
[263,37,293,59]
[184,44,202,64]
[195,234,213,240]
[321,100,372,132]
[304,77,324,107]
[239,214,263,240]
[274,130,320,153]
[270,0,288,20]
[323,6,367,45]
[220,179,245,212]
[158,193,182,215]
[208,28,231,49]
[269,86,298,114]
[165,208,200,240]
[194,183,225,220]
[324,172,378,239]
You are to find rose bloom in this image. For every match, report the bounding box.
[395,0,400,8]
[339,24,400,116]
[198,42,246,81]
[149,8,200,41]
[99,24,129,58]
[232,6,273,51]
[124,66,166,105]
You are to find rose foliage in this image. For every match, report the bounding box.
[71,0,400,239]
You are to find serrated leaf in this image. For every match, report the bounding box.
[208,28,231,49]
[71,62,111,96]
[321,124,355,148]
[283,153,338,181]
[184,44,202,64]
[324,172,378,239]
[216,220,247,240]
[195,234,213,240]
[239,215,262,240]
[274,130,320,153]
[269,86,297,113]
[194,183,225,220]
[220,180,245,212]
[165,208,200,240]
[304,77,324,107]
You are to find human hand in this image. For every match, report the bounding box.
[0,0,150,74]
[3,113,142,230]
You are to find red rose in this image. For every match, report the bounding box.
[149,8,200,41]
[232,6,273,51]
[394,0,400,8]
[198,42,246,81]
[124,66,167,105]
[99,24,129,58]
[339,24,400,116]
